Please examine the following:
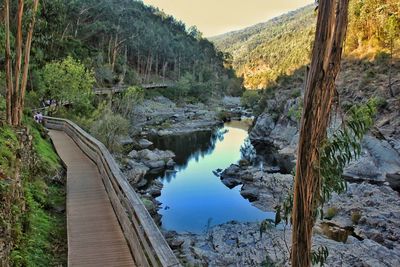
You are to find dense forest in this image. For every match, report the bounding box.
[0,0,242,100]
[213,1,399,89]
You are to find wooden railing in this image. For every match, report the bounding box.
[94,83,175,95]
[44,116,181,267]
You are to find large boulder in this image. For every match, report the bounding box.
[125,160,149,184]
[132,138,153,150]
[344,135,400,187]
[249,113,276,145]
[220,164,242,189]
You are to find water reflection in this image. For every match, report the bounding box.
[148,121,273,234]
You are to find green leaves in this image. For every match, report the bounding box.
[311,246,329,266]
[37,56,95,116]
[318,98,377,209]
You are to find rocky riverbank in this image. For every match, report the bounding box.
[119,90,400,266]
[118,96,248,224]
[160,155,398,266]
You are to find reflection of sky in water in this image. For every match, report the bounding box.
[154,123,273,233]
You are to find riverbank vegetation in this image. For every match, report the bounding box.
[0,97,67,266]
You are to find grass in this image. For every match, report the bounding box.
[11,178,67,267]
[0,124,19,178]
[25,117,62,174]
[0,97,66,266]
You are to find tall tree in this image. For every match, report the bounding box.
[4,0,39,126]
[291,1,350,266]
[5,0,13,125]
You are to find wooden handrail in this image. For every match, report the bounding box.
[93,83,175,95]
[44,116,181,267]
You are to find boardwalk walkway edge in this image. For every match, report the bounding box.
[44,116,181,267]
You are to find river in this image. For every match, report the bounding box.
[147,120,274,234]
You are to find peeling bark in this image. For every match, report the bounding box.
[291,1,350,266]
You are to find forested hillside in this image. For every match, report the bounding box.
[211,5,316,89]
[0,0,242,97]
[213,1,399,89]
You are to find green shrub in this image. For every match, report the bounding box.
[217,110,232,122]
[374,96,388,109]
[37,56,95,116]
[291,89,301,98]
[113,86,144,118]
[325,207,338,220]
[241,90,260,109]
[288,102,303,122]
[351,211,362,225]
[90,109,129,152]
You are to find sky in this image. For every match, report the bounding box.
[143,0,314,37]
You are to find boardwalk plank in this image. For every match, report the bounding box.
[48,130,136,267]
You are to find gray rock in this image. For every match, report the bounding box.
[220,164,242,189]
[166,159,175,168]
[386,172,400,191]
[240,184,259,202]
[133,138,153,150]
[135,149,176,170]
[125,160,149,184]
[144,160,165,169]
[128,149,138,159]
[344,135,400,186]
[118,136,134,146]
[146,180,163,197]
[158,130,173,136]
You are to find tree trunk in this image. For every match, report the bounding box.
[162,61,168,82]
[5,0,13,125]
[291,1,349,266]
[12,0,25,125]
[18,0,40,124]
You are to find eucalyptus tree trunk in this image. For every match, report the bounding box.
[18,0,40,122]
[4,0,39,126]
[5,0,13,125]
[291,1,349,266]
[12,0,25,125]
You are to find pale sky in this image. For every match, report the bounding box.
[143,0,314,37]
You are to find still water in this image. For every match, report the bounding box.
[148,121,273,234]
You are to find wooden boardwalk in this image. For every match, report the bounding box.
[49,130,136,267]
[93,83,175,95]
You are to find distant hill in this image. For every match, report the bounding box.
[212,0,399,90]
[211,5,317,89]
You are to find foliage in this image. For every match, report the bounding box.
[318,99,377,210]
[113,86,145,118]
[213,5,316,89]
[347,0,400,51]
[37,56,95,115]
[311,246,329,267]
[271,99,377,265]
[214,0,400,89]
[351,211,362,225]
[288,101,303,122]
[0,102,66,266]
[28,120,62,174]
[241,90,260,110]
[28,0,242,96]
[11,179,66,267]
[90,109,130,152]
[325,207,338,220]
[0,124,19,177]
